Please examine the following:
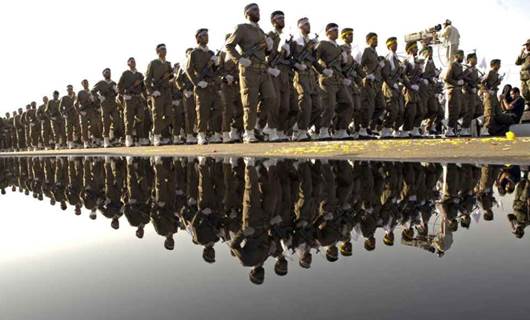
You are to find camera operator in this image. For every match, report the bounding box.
[438,19,460,62]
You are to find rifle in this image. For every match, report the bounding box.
[197,50,221,82]
[292,33,319,65]
[269,34,294,68]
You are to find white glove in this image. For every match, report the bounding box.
[172,100,181,106]
[183,90,193,98]
[89,95,95,102]
[294,63,307,71]
[281,43,290,56]
[225,74,234,84]
[422,79,429,85]
[113,84,118,93]
[342,78,352,86]
[472,88,477,94]
[265,37,274,51]
[80,111,87,116]
[366,74,375,81]
[393,83,399,90]
[267,67,281,77]
[123,94,132,100]
[411,84,419,91]
[152,90,161,97]
[322,68,333,77]
[98,94,106,102]
[457,80,464,86]
[197,81,208,89]
[239,57,252,67]
[211,55,220,66]
[379,60,385,68]
[488,90,495,95]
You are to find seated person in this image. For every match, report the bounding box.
[504,87,525,123]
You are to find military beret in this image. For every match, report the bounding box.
[66,84,73,89]
[297,17,309,27]
[271,10,284,20]
[195,28,208,38]
[156,43,166,50]
[127,57,135,62]
[53,90,59,95]
[523,39,530,46]
[102,68,111,74]
[325,23,339,33]
[386,37,397,48]
[244,3,258,15]
[455,49,465,56]
[490,59,501,66]
[366,32,378,42]
[405,41,417,53]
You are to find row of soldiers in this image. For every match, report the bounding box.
[1,3,529,151]
[1,156,528,284]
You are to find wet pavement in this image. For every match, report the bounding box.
[0,156,529,319]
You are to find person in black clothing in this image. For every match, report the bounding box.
[505,87,525,123]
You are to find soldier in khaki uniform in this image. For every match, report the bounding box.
[420,46,443,135]
[516,39,530,107]
[361,32,385,138]
[219,38,244,143]
[482,59,516,136]
[60,85,79,149]
[27,102,41,150]
[225,3,276,143]
[315,23,354,140]
[46,91,65,149]
[93,68,121,148]
[340,28,364,139]
[443,50,465,137]
[291,17,321,141]
[118,57,149,147]
[37,96,53,149]
[145,44,174,146]
[2,113,14,151]
[381,37,404,138]
[176,49,198,144]
[13,109,24,150]
[262,10,291,142]
[461,53,481,137]
[402,41,424,138]
[77,79,103,148]
[186,28,222,145]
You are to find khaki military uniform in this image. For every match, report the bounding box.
[13,113,25,149]
[77,89,103,143]
[315,40,353,130]
[26,108,40,148]
[176,67,197,137]
[444,61,464,128]
[37,103,52,147]
[45,98,65,146]
[219,51,243,133]
[381,53,404,130]
[482,70,515,135]
[118,70,148,139]
[226,23,275,131]
[186,46,222,134]
[403,56,425,130]
[361,47,385,129]
[145,58,174,136]
[516,50,530,105]
[93,80,121,139]
[423,58,443,130]
[60,93,80,143]
[342,44,365,131]
[462,66,481,128]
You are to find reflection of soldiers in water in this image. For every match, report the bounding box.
[2,156,527,284]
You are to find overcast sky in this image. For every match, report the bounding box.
[0,0,529,113]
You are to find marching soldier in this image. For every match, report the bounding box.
[420,46,443,135]
[118,57,149,147]
[186,28,222,145]
[340,28,364,139]
[482,59,516,136]
[516,39,530,107]
[176,49,198,144]
[402,41,424,138]
[361,32,385,138]
[145,44,174,146]
[443,50,465,137]
[27,102,41,150]
[225,3,276,143]
[13,108,25,150]
[93,68,121,148]
[60,85,80,149]
[381,37,404,138]
[37,96,53,150]
[315,23,354,140]
[77,79,103,148]
[461,53,481,137]
[46,91,65,149]
[291,17,321,141]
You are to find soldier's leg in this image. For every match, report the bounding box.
[319,78,338,132]
[221,84,234,134]
[101,104,112,139]
[335,85,354,131]
[210,90,222,134]
[360,82,375,130]
[267,75,281,131]
[65,117,74,144]
[195,87,212,136]
[80,114,90,145]
[447,89,461,130]
[403,90,417,132]
[277,71,291,134]
[522,80,530,106]
[462,92,474,129]
[371,86,386,130]
[413,97,427,129]
[124,99,136,137]
[258,72,276,130]
[294,73,312,131]
[239,68,260,132]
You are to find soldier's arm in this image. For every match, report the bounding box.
[225,26,242,62]
[185,51,200,87]
[117,72,126,95]
[313,42,325,74]
[144,61,154,94]
[444,64,457,86]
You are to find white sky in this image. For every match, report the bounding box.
[0,0,528,113]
